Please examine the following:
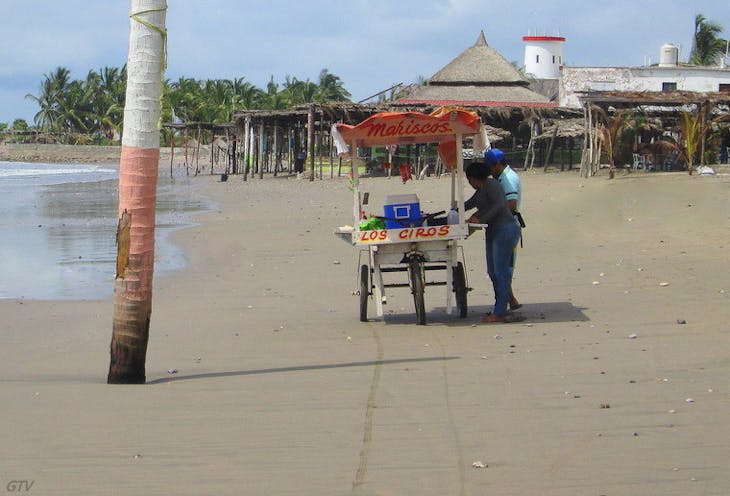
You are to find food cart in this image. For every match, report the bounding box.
[333,108,487,325]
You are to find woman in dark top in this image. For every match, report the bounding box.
[464,162,522,323]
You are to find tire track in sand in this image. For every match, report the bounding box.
[432,330,467,496]
[352,327,384,492]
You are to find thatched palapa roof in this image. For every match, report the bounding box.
[534,118,585,140]
[578,90,730,108]
[397,31,555,108]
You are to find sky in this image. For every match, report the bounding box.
[1,0,728,124]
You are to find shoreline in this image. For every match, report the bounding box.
[4,143,729,174]
[0,143,215,171]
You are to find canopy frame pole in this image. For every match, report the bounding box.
[445,132,465,315]
[454,134,466,225]
[351,140,360,225]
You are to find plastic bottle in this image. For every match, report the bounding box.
[447,208,459,225]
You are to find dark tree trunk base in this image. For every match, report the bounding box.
[108,290,151,384]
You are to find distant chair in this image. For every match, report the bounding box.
[632,153,647,170]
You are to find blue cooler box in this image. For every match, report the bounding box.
[383,194,421,229]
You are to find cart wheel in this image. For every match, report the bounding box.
[359,264,369,322]
[453,262,468,318]
[409,259,426,325]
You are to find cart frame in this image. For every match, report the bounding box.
[333,109,485,324]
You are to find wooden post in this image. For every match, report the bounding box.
[524,122,534,170]
[544,124,558,170]
[329,128,334,178]
[210,130,215,175]
[589,105,594,176]
[308,105,315,181]
[287,126,293,173]
[580,104,592,178]
[273,122,279,176]
[243,124,250,181]
[169,131,175,177]
[258,122,265,179]
[194,126,201,176]
[288,125,293,174]
[184,129,189,176]
[387,146,393,177]
[243,117,251,179]
[233,133,238,175]
[318,109,324,180]
[253,124,259,177]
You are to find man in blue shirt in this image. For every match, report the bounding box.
[484,148,522,311]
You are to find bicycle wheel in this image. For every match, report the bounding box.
[409,259,426,325]
[359,264,369,322]
[453,262,468,318]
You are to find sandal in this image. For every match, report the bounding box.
[481,313,525,324]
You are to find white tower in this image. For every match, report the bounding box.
[523,35,566,79]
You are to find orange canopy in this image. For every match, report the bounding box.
[333,108,482,148]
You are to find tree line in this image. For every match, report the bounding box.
[2,13,725,145]
[7,66,351,144]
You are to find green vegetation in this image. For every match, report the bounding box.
[689,14,728,66]
[11,119,30,131]
[18,66,351,144]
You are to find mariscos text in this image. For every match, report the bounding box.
[365,119,452,139]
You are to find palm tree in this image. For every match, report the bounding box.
[55,79,95,137]
[677,105,730,173]
[25,66,72,130]
[231,77,265,109]
[689,14,727,66]
[167,76,203,122]
[94,66,127,140]
[282,76,318,104]
[263,76,290,110]
[26,78,61,130]
[199,79,236,122]
[108,0,167,384]
[316,69,351,102]
[593,107,634,177]
[26,65,128,140]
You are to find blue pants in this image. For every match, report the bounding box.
[486,222,521,316]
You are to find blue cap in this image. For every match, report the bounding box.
[484,148,505,166]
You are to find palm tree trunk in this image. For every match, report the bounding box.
[108,0,167,384]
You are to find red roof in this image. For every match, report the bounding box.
[522,36,566,42]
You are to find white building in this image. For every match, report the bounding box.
[523,35,566,80]
[558,44,730,108]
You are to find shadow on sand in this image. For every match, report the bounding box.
[372,301,589,326]
[146,356,460,385]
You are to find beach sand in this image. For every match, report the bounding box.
[1,167,729,495]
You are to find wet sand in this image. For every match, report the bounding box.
[1,168,729,495]
[0,161,212,300]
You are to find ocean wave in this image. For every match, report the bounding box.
[0,162,117,178]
